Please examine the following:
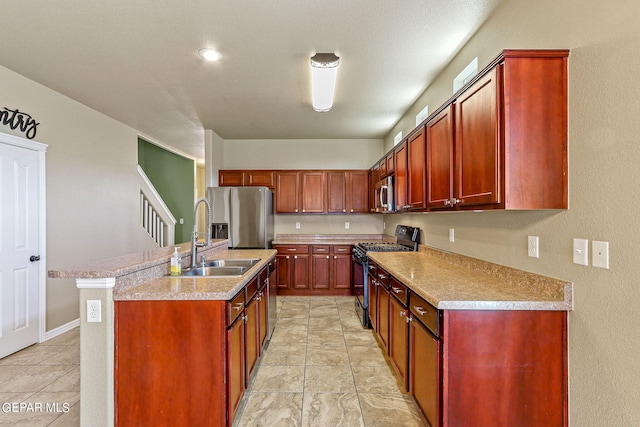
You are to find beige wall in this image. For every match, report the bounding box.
[0,66,159,332]
[382,0,640,425]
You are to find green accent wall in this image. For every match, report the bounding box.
[138,138,194,244]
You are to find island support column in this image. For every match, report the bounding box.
[76,278,116,427]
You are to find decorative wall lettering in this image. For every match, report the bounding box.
[0,107,39,139]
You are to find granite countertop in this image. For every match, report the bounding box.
[114,249,277,301]
[273,234,396,245]
[48,240,229,279]
[368,247,572,311]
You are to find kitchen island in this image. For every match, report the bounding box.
[48,241,276,427]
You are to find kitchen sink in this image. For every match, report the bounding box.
[173,266,248,277]
[204,258,261,268]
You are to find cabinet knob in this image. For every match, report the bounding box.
[343,209,346,212]
[444,200,451,206]
[294,255,298,259]
[302,209,305,213]
[286,256,290,259]
[295,209,299,213]
[391,287,402,294]
[334,256,337,259]
[326,256,330,259]
[350,209,354,213]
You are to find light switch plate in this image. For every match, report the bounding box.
[449,229,455,243]
[573,238,589,266]
[592,240,610,269]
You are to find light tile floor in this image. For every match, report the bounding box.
[0,327,80,426]
[234,296,426,427]
[0,296,426,427]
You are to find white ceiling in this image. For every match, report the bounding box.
[0,0,502,160]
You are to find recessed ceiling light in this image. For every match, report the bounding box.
[199,48,222,62]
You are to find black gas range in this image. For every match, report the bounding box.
[353,225,420,327]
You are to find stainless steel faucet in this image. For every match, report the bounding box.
[190,197,213,269]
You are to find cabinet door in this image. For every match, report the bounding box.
[394,142,408,212]
[368,277,378,331]
[258,286,268,351]
[292,254,309,289]
[427,106,455,210]
[275,172,300,213]
[311,254,331,289]
[368,169,377,213]
[275,255,291,290]
[300,171,326,213]
[347,171,369,213]
[243,171,275,189]
[377,285,390,353]
[326,171,347,213]
[219,170,243,187]
[245,298,260,383]
[389,296,409,391]
[407,128,427,210]
[455,67,500,207]
[410,317,441,427]
[331,253,352,289]
[226,315,245,421]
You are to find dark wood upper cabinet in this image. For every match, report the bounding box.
[326,171,347,213]
[300,171,326,213]
[452,50,568,210]
[346,170,369,213]
[426,105,455,210]
[275,171,300,213]
[394,141,408,212]
[407,128,427,211]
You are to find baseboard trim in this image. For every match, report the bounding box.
[43,318,80,342]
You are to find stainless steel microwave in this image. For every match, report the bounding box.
[374,176,394,213]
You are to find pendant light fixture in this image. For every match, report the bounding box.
[310,53,340,112]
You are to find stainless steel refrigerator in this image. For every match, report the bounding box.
[206,186,274,249]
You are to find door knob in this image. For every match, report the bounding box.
[30,255,41,262]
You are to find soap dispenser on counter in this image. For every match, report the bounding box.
[170,247,182,276]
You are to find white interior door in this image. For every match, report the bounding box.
[0,136,45,359]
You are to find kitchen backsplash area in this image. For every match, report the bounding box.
[275,213,383,235]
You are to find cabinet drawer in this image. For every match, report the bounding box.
[245,276,258,302]
[332,245,352,255]
[227,290,245,325]
[275,245,309,254]
[389,277,408,306]
[409,292,440,337]
[376,266,390,289]
[312,245,331,254]
[258,266,268,290]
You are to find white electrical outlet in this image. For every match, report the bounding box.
[592,240,610,269]
[449,228,455,243]
[528,236,540,258]
[87,300,102,323]
[295,222,301,229]
[345,222,350,229]
[573,238,589,266]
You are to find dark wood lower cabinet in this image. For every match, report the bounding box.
[410,314,441,427]
[389,295,409,391]
[275,244,352,296]
[372,268,568,427]
[226,310,245,422]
